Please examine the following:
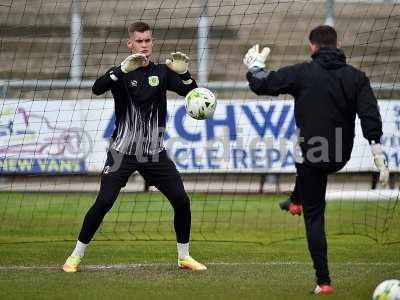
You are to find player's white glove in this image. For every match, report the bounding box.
[243,44,270,69]
[370,142,389,186]
[120,53,147,73]
[165,52,189,74]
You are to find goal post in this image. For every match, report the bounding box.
[0,0,399,245]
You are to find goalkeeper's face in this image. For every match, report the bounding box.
[127,30,153,60]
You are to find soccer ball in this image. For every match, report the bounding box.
[185,87,216,120]
[373,280,400,300]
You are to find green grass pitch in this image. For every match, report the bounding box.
[0,192,399,300]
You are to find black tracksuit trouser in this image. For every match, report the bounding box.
[294,162,346,285]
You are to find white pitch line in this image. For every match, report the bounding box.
[0,262,399,271]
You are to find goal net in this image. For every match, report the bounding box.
[0,0,399,244]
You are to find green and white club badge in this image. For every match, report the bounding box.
[148,76,159,87]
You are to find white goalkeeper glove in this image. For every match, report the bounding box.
[165,52,189,74]
[370,142,389,186]
[120,53,147,73]
[243,44,271,69]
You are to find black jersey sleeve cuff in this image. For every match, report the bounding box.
[178,71,192,81]
[368,138,382,144]
[247,67,270,78]
[109,66,124,81]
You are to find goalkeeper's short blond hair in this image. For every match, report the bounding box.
[128,21,151,36]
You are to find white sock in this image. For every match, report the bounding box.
[71,240,88,258]
[177,243,189,260]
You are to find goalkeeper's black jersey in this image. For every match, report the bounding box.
[92,61,197,156]
[247,47,383,166]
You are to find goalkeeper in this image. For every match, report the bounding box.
[63,21,206,272]
[244,25,389,295]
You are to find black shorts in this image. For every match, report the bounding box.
[78,149,191,244]
[102,149,181,187]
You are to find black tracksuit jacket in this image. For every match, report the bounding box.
[247,47,383,166]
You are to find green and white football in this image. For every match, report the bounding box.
[185,87,216,120]
[373,280,400,300]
